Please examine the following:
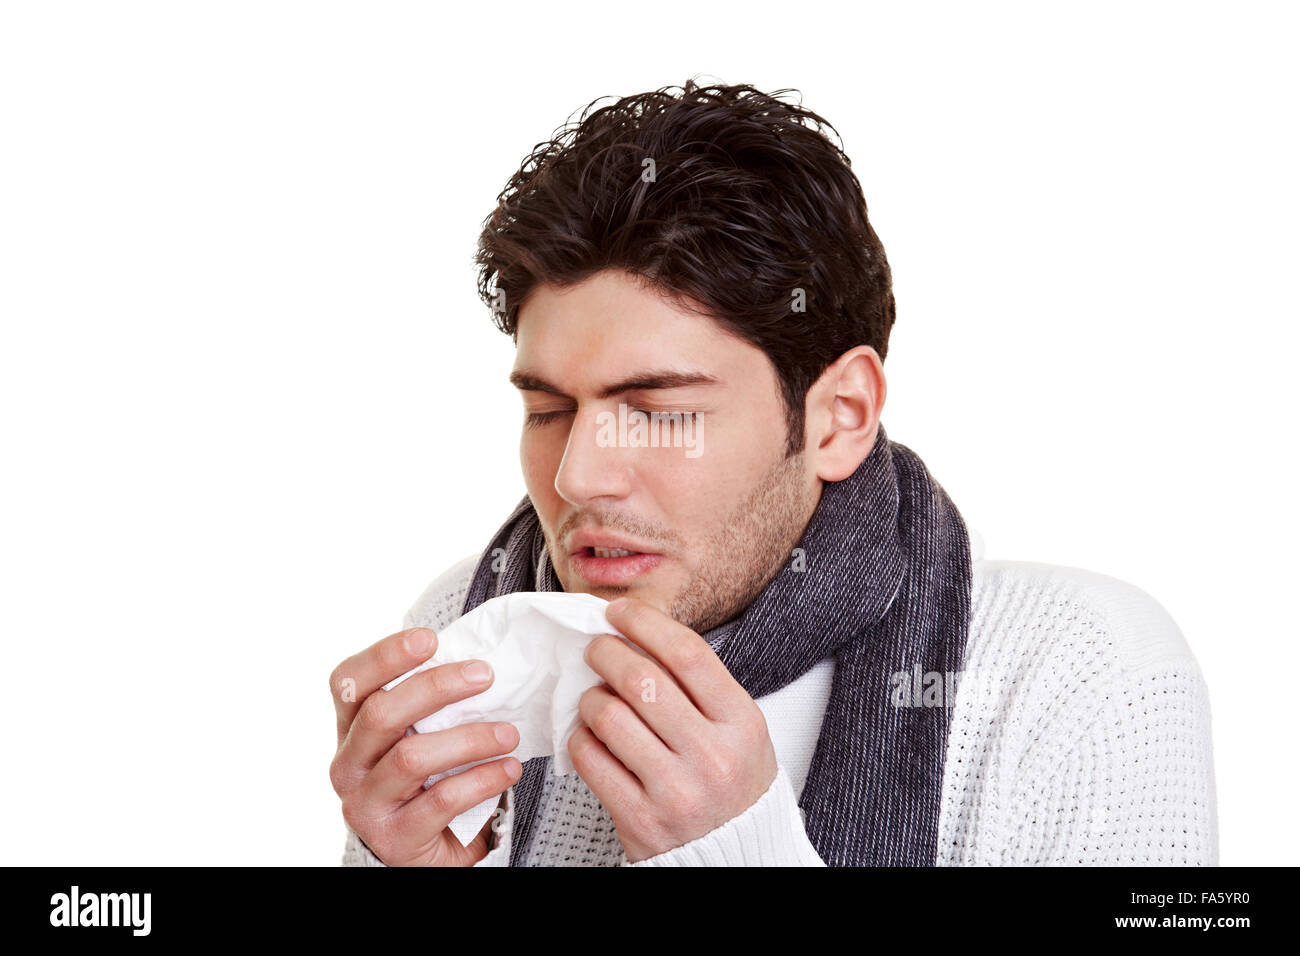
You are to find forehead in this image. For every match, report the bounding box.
[513,269,761,387]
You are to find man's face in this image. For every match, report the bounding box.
[512,268,821,633]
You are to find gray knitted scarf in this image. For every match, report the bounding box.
[461,423,972,866]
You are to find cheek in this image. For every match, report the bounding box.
[641,456,739,543]
[660,426,790,551]
[520,430,560,499]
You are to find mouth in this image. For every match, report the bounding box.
[567,540,663,587]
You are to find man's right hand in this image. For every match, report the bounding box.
[329,626,521,866]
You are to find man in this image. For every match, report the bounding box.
[329,81,1217,867]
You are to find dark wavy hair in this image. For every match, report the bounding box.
[474,79,895,457]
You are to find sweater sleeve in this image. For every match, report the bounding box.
[341,825,389,867]
[620,764,826,867]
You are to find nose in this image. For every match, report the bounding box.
[553,404,634,507]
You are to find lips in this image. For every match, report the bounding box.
[566,531,663,587]
[569,531,649,554]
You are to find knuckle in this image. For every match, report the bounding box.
[405,626,435,654]
[328,753,352,795]
[585,634,610,661]
[439,661,473,697]
[568,726,592,763]
[380,636,412,679]
[671,638,709,672]
[390,737,425,776]
[356,693,395,734]
[621,603,651,634]
[577,687,602,724]
[483,722,510,753]
[419,663,459,706]
[749,707,772,740]
[591,698,623,738]
[425,779,458,817]
[704,744,742,787]
[328,664,349,700]
[621,666,653,701]
[497,758,521,789]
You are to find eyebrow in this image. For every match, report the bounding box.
[509,368,722,400]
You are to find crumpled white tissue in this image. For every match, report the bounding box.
[382,591,627,847]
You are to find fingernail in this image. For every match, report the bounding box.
[463,660,492,684]
[607,598,630,615]
[504,757,522,779]
[405,628,435,655]
[495,723,517,747]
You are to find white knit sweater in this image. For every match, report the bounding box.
[342,535,1218,866]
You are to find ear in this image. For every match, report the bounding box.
[804,346,886,482]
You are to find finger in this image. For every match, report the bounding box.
[330,627,439,743]
[577,684,676,784]
[604,598,743,721]
[342,659,496,772]
[584,634,709,754]
[567,723,647,816]
[394,756,523,847]
[365,721,520,806]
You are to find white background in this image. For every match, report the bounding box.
[1,1,1295,865]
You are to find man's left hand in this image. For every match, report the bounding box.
[568,597,779,862]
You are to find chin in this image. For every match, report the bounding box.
[565,572,672,613]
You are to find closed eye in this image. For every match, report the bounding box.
[524,404,702,430]
[524,409,573,428]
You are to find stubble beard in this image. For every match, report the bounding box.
[667,449,815,634]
